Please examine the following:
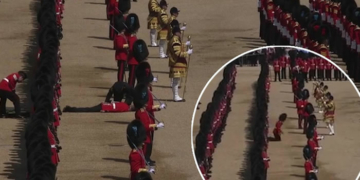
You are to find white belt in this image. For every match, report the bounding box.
[208,141,212,143]
[53,108,58,112]
[56,12,60,15]
[351,40,356,50]
[3,78,9,82]
[357,44,360,53]
[112,103,116,109]
[51,145,57,148]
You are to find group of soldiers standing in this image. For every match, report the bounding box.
[104,0,194,179]
[106,0,193,102]
[259,0,360,82]
[271,49,345,82]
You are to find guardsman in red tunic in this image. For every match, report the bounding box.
[125,14,140,87]
[317,58,325,81]
[309,57,316,81]
[345,14,357,77]
[48,126,60,166]
[134,83,164,166]
[0,71,27,118]
[108,0,119,40]
[296,97,306,129]
[280,55,287,79]
[273,59,281,82]
[324,60,332,81]
[127,120,153,180]
[273,113,287,141]
[262,146,270,179]
[307,129,322,167]
[332,63,340,80]
[353,10,360,82]
[114,17,128,82]
[303,145,318,179]
[302,59,310,83]
[110,0,130,40]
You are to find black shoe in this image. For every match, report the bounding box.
[147,161,155,166]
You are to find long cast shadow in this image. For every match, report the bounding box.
[0,0,40,179]
[104,121,130,125]
[238,82,257,179]
[88,36,110,40]
[101,175,129,180]
[84,17,108,21]
[85,2,105,5]
[95,67,117,71]
[102,158,129,163]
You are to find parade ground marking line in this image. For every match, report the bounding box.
[356,171,360,180]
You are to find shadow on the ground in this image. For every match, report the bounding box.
[238,82,257,180]
[93,46,114,50]
[84,2,105,5]
[101,175,129,180]
[104,120,130,125]
[152,85,171,89]
[102,158,129,163]
[88,36,110,40]
[84,17,108,21]
[0,0,40,179]
[89,86,109,90]
[95,67,118,71]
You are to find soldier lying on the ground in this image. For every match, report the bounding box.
[63,101,135,113]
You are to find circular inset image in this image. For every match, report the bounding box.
[192,46,360,180]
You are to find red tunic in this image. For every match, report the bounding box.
[114,34,128,61]
[307,139,318,158]
[304,161,314,174]
[325,61,332,70]
[317,58,325,70]
[296,99,305,115]
[273,61,280,72]
[101,102,130,112]
[146,89,155,124]
[0,73,20,92]
[273,121,283,135]
[135,109,153,143]
[53,99,60,127]
[107,0,118,17]
[262,151,270,169]
[313,129,319,146]
[47,128,59,165]
[302,61,310,72]
[129,150,146,180]
[126,33,138,65]
[309,59,316,70]
[280,57,286,68]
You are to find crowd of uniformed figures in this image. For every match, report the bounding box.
[193,62,237,180]
[259,0,360,82]
[262,49,336,180]
[74,0,191,179]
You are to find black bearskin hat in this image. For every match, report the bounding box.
[303,145,312,160]
[302,89,310,99]
[118,0,131,14]
[296,5,310,27]
[172,26,181,35]
[305,103,314,115]
[325,92,331,99]
[18,71,28,79]
[127,119,146,149]
[135,171,153,180]
[159,0,168,7]
[308,115,318,129]
[114,14,126,32]
[133,39,149,63]
[133,83,149,109]
[353,8,360,26]
[329,95,334,100]
[346,5,357,23]
[308,12,322,24]
[135,62,154,85]
[341,0,357,17]
[279,113,287,121]
[306,128,314,139]
[125,13,140,33]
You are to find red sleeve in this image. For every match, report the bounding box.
[130,153,142,174]
[115,36,126,50]
[305,162,312,173]
[275,121,282,130]
[137,111,153,132]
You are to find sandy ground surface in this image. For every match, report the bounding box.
[1,0,360,179]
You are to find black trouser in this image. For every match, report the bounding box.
[0,90,21,116]
[302,72,308,83]
[145,140,153,162]
[289,68,292,79]
[274,71,281,82]
[317,69,324,80]
[334,69,340,80]
[63,104,102,112]
[309,69,316,80]
[281,68,286,79]
[325,69,332,81]
[128,64,137,87]
[117,60,126,82]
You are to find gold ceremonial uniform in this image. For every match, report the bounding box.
[166,15,176,40]
[167,35,188,78]
[157,9,169,40]
[147,0,161,29]
[323,101,335,123]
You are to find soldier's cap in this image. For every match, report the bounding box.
[170,7,180,14]
[160,0,168,7]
